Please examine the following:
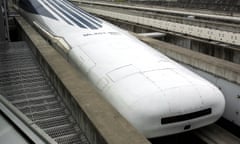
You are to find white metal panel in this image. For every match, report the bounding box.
[105,73,160,105]
[107,65,139,82]
[144,69,190,90]
[69,48,96,73]
[96,78,109,90]
[163,87,203,112]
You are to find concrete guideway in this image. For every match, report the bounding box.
[71,0,240,23]
[71,0,240,47]
[79,6,240,46]
[195,124,240,144]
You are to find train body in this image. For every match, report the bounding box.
[18,0,225,138]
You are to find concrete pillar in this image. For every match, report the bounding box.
[191,41,200,52]
[233,51,240,64]
[213,46,224,59]
[185,39,191,49]
[224,48,233,62]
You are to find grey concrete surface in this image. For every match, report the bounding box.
[195,124,240,144]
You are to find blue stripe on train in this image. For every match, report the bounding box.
[19,0,102,30]
[61,0,102,27]
[19,0,57,20]
[48,0,87,28]
[42,0,73,25]
[54,0,98,29]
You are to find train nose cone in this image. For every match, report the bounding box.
[194,84,225,117]
[129,82,225,138]
[165,84,225,117]
[141,68,225,117]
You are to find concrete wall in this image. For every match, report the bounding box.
[165,35,240,63]
[131,0,240,13]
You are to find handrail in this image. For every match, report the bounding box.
[0,94,57,144]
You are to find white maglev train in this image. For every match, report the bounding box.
[18,0,225,138]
